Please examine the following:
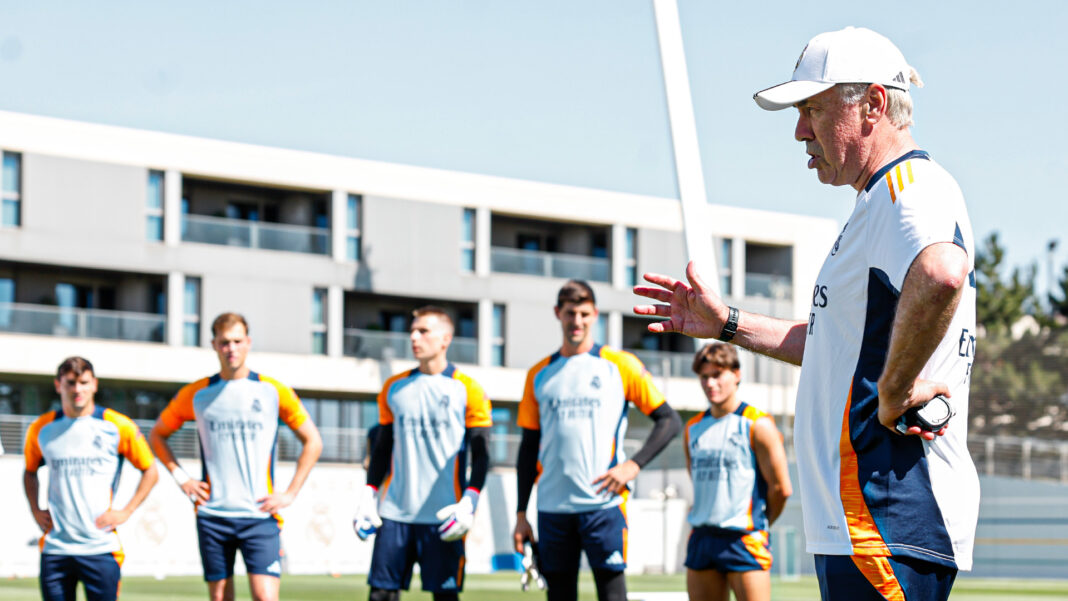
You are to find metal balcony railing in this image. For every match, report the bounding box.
[182,214,330,255]
[0,302,166,343]
[342,329,479,364]
[631,349,694,378]
[490,246,611,282]
[744,273,793,300]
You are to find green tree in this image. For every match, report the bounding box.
[1048,263,1068,322]
[975,232,1036,335]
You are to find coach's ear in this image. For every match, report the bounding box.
[862,83,888,125]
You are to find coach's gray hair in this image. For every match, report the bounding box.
[836,67,924,129]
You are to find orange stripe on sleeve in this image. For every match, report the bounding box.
[517,356,552,430]
[454,370,492,428]
[104,409,155,470]
[599,347,666,415]
[838,385,891,556]
[23,412,57,471]
[159,378,210,431]
[851,555,905,601]
[261,375,309,430]
[377,371,411,426]
[885,173,897,203]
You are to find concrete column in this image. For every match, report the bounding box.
[611,223,627,289]
[608,310,623,349]
[331,190,348,262]
[475,207,491,277]
[477,299,494,367]
[731,237,745,300]
[163,169,182,246]
[328,284,344,358]
[167,271,185,346]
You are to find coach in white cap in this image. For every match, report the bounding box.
[635,27,978,600]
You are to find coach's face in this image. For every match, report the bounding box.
[555,300,598,347]
[410,314,452,362]
[794,86,866,188]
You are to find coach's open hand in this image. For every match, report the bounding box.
[633,262,727,338]
[593,459,640,497]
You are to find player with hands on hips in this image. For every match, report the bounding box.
[513,280,681,601]
[359,306,492,601]
[149,313,323,601]
[635,26,979,601]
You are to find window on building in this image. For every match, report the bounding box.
[146,170,164,241]
[718,237,733,296]
[346,194,362,261]
[460,208,476,272]
[312,288,328,355]
[625,228,638,287]
[491,304,506,366]
[2,152,22,228]
[184,277,201,346]
[0,277,13,328]
[595,313,608,346]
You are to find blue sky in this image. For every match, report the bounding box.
[1,1,1065,294]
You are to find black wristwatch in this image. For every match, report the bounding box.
[718,306,739,342]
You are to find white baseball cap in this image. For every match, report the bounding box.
[754,27,914,111]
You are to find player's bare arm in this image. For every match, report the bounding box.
[877,242,969,439]
[96,462,159,531]
[149,420,210,503]
[23,469,53,532]
[751,417,792,525]
[258,418,322,513]
[634,261,808,366]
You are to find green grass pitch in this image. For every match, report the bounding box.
[1,573,1066,600]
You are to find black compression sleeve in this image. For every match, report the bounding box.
[629,403,682,468]
[366,424,393,488]
[466,427,491,491]
[516,427,540,513]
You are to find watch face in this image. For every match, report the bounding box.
[917,396,953,424]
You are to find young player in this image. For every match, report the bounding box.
[684,343,791,601]
[353,306,492,601]
[24,356,159,601]
[149,313,322,601]
[512,280,681,601]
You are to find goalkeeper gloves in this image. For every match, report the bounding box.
[520,540,546,591]
[352,484,382,541]
[436,488,479,542]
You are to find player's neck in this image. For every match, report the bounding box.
[559,338,595,357]
[62,400,95,419]
[708,396,741,419]
[418,354,449,375]
[219,365,251,380]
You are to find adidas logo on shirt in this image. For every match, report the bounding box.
[604,551,624,565]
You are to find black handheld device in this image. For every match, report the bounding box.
[895,394,954,435]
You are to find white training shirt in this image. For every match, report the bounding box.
[794,150,980,570]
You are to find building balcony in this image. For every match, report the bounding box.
[343,328,479,364]
[0,302,166,343]
[631,349,693,378]
[490,246,611,282]
[744,272,793,300]
[182,214,330,255]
